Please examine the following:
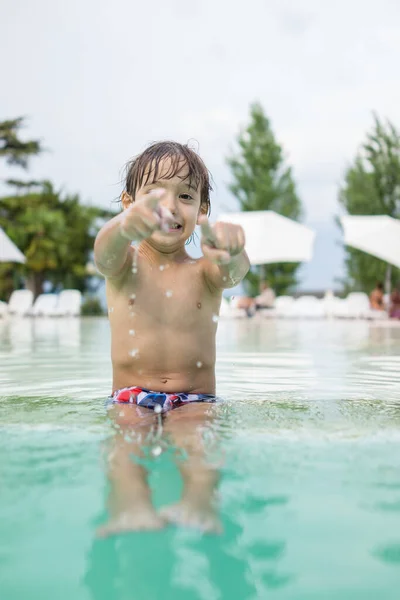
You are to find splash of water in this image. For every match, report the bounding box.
[131,245,138,274]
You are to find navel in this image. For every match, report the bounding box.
[197,302,202,309]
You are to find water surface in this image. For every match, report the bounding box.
[1,317,400,599]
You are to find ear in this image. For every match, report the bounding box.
[121,190,133,210]
[196,204,208,224]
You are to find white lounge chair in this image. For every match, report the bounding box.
[219,297,233,318]
[346,292,387,320]
[288,296,325,319]
[346,292,371,318]
[323,295,344,318]
[30,293,59,317]
[7,290,33,316]
[54,289,82,316]
[274,296,295,318]
[331,292,387,320]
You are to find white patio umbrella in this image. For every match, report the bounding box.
[340,215,400,269]
[218,210,315,265]
[340,215,400,294]
[0,227,26,263]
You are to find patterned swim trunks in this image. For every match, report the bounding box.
[108,385,216,413]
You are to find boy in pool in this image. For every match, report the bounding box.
[94,141,249,535]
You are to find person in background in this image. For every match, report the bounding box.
[369,281,385,311]
[234,279,276,316]
[389,283,400,319]
[255,280,276,309]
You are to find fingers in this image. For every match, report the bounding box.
[122,189,173,240]
[157,205,175,232]
[202,245,231,265]
[142,188,165,210]
[200,219,245,258]
[121,207,161,240]
[198,215,216,246]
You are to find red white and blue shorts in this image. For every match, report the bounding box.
[107,385,216,413]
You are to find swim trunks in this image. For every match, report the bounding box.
[107,385,216,413]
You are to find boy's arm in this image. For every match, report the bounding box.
[94,190,172,278]
[199,216,250,290]
[94,212,134,278]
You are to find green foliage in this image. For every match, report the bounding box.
[227,103,303,295]
[81,297,105,316]
[0,116,115,301]
[0,181,114,299]
[338,115,400,292]
[0,117,42,169]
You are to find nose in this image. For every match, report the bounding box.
[160,190,177,214]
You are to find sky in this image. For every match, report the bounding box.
[2,0,400,290]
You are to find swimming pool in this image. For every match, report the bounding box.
[1,316,400,599]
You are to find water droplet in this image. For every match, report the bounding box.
[154,404,162,414]
[129,329,135,336]
[129,348,139,358]
[196,361,203,368]
[222,276,227,282]
[159,265,165,271]
[119,411,124,417]
[212,315,219,323]
[165,290,173,298]
[151,445,162,457]
[108,307,114,314]
[129,311,135,318]
[130,293,136,300]
[132,267,138,274]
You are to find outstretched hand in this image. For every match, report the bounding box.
[120,189,175,241]
[199,215,245,265]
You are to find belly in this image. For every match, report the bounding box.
[110,323,216,394]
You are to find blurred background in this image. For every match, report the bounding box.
[1,0,400,310]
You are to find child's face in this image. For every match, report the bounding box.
[135,158,203,249]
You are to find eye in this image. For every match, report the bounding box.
[180,193,193,201]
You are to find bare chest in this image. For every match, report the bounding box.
[107,260,220,329]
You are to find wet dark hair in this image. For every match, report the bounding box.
[123,141,212,215]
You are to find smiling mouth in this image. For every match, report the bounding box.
[169,223,182,230]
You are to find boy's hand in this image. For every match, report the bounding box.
[120,189,175,241]
[199,215,245,265]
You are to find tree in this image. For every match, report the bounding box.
[0,181,114,299]
[0,117,115,299]
[226,102,303,295]
[0,117,42,170]
[338,115,400,292]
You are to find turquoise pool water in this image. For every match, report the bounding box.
[1,317,400,599]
